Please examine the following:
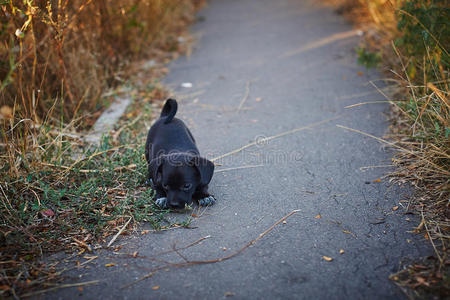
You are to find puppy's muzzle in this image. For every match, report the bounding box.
[169,200,184,209]
[167,192,191,209]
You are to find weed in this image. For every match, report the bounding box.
[356,47,381,69]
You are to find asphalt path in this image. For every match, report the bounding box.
[49,0,429,299]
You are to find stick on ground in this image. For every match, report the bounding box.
[123,209,301,288]
[212,116,340,162]
[215,164,264,173]
[237,80,251,112]
[20,280,100,298]
[107,216,132,248]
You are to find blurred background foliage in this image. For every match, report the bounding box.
[0,0,201,123]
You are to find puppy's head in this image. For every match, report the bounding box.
[149,153,214,209]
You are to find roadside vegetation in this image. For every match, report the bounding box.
[324,0,448,297]
[0,0,202,297]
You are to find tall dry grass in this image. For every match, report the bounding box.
[325,0,449,296]
[0,0,199,124]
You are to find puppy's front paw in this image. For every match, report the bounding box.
[155,197,168,208]
[198,195,216,207]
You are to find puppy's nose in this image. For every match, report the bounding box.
[169,201,184,208]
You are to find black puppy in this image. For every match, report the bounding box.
[145,99,215,209]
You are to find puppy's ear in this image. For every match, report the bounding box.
[148,156,164,183]
[191,156,214,186]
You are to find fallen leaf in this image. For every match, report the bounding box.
[41,209,55,217]
[105,263,115,267]
[0,105,13,119]
[191,214,198,218]
[315,214,322,219]
[414,219,424,232]
[141,230,150,235]
[413,265,427,270]
[322,256,333,262]
[132,251,138,257]
[0,285,10,291]
[424,232,429,240]
[392,206,399,211]
[357,71,363,76]
[78,287,84,292]
[255,97,262,102]
[415,276,430,287]
[152,286,160,290]
[339,249,345,254]
[373,178,381,183]
[83,255,98,261]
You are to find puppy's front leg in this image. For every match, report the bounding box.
[153,186,168,208]
[194,185,216,207]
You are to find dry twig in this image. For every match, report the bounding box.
[107,216,133,248]
[215,164,264,173]
[123,209,301,288]
[212,116,340,162]
[237,80,251,112]
[20,280,99,298]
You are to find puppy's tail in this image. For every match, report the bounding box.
[160,99,177,124]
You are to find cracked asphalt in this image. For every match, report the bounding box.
[48,0,430,299]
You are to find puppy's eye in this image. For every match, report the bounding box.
[183,183,192,190]
[162,183,169,189]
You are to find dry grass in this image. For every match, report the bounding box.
[0,0,201,123]
[323,0,449,297]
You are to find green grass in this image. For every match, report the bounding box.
[356,47,382,69]
[0,98,193,296]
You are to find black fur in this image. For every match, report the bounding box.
[145,99,215,209]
